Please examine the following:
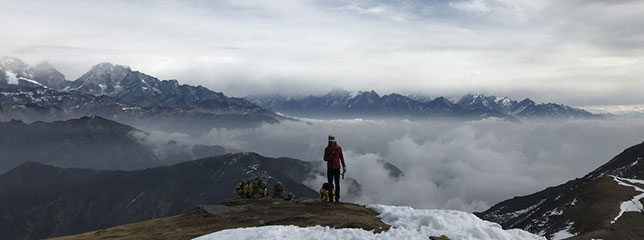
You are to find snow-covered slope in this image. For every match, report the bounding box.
[195,204,544,240]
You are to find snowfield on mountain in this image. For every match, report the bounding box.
[194,204,544,240]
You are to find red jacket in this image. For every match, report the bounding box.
[324,145,346,169]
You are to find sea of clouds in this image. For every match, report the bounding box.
[143,117,644,212]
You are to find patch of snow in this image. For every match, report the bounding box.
[548,208,564,216]
[125,191,145,208]
[249,164,259,170]
[194,204,545,240]
[110,84,124,95]
[623,177,644,185]
[611,176,644,224]
[495,199,546,220]
[245,164,260,174]
[73,80,87,90]
[19,77,47,88]
[551,222,575,240]
[496,97,513,107]
[5,71,18,84]
[121,106,141,111]
[629,158,640,168]
[274,112,294,118]
[570,198,578,206]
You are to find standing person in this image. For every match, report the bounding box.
[324,135,346,203]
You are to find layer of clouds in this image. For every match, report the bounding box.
[1,0,643,105]
[585,104,644,117]
[149,117,644,212]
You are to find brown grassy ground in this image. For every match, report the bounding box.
[568,177,644,240]
[50,198,390,240]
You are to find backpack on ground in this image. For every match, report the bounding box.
[235,178,268,198]
[319,183,335,202]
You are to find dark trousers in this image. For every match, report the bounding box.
[327,168,341,202]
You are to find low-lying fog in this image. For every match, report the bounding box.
[144,117,644,212]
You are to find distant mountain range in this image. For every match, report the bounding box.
[2,56,601,127]
[0,116,226,173]
[247,90,599,120]
[0,153,319,240]
[477,141,644,240]
[0,57,283,134]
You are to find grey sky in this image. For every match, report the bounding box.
[1,0,643,106]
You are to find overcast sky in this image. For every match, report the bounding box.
[1,0,643,106]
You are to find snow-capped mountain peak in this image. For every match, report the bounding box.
[0,57,33,83]
[88,62,131,74]
[0,56,26,68]
[32,61,67,88]
[75,63,131,85]
[1,57,277,124]
[0,56,68,89]
[70,62,160,96]
[518,98,536,106]
[495,96,514,106]
[248,91,598,120]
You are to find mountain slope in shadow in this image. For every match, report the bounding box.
[477,141,644,240]
[0,152,318,240]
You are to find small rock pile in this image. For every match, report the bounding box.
[272,181,295,200]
